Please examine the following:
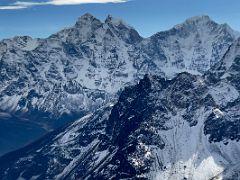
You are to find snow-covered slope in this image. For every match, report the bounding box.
[1,70,240,179]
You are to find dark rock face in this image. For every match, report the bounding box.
[204,113,240,143]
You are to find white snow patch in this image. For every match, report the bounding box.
[22,39,39,51]
[94,150,109,165]
[213,108,224,119]
[149,108,228,180]
[209,82,239,106]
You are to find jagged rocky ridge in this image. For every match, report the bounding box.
[0,14,239,155]
[1,36,240,179]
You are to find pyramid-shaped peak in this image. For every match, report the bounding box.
[75,13,100,26]
[183,15,239,37]
[80,13,96,20]
[173,15,217,30]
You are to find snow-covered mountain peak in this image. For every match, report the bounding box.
[51,13,104,42]
[76,13,102,28]
[138,15,238,76]
[174,15,224,35]
[75,13,99,25]
[52,13,142,44]
[105,14,142,44]
[175,15,240,39]
[105,14,130,28]
[184,15,211,24]
[173,15,212,29]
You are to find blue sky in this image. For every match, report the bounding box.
[1,0,240,40]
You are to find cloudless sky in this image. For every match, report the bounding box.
[1,0,240,40]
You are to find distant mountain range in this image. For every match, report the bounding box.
[0,14,240,179]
